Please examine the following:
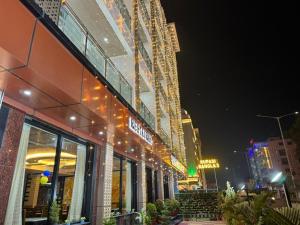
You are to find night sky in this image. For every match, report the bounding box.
[161,0,299,188]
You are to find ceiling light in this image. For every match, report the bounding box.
[69,116,76,121]
[130,148,135,152]
[23,90,32,96]
[117,141,122,145]
[99,131,104,135]
[104,37,109,43]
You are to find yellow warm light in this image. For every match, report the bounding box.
[182,119,192,124]
[199,158,220,169]
[26,151,77,160]
[263,147,272,169]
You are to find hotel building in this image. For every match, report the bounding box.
[248,138,300,190]
[181,109,206,189]
[0,0,186,224]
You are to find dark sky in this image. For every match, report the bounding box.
[161,0,299,188]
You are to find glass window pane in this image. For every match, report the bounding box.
[112,157,121,212]
[23,126,58,220]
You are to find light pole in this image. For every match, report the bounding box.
[256,112,298,189]
[271,172,292,208]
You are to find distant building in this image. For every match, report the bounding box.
[248,138,300,189]
[267,137,300,188]
[182,109,206,189]
[248,142,273,187]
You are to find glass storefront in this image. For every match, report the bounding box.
[5,120,94,225]
[111,155,137,214]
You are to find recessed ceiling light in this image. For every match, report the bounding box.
[117,141,121,145]
[23,90,32,96]
[70,116,76,121]
[104,37,109,43]
[130,148,135,152]
[99,131,104,135]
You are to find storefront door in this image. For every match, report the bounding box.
[4,122,92,225]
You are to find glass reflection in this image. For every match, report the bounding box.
[23,126,58,221]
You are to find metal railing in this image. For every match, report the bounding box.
[115,0,131,30]
[113,212,140,225]
[159,127,170,146]
[137,34,153,73]
[140,101,155,130]
[139,0,150,31]
[57,5,132,105]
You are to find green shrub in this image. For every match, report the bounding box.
[49,201,60,224]
[155,199,164,214]
[164,199,180,214]
[102,217,116,225]
[146,203,158,219]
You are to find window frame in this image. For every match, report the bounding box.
[23,117,95,222]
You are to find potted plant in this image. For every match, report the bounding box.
[146,203,158,225]
[102,216,116,225]
[80,217,86,224]
[64,219,70,225]
[49,201,60,225]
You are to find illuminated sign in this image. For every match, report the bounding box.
[199,159,220,169]
[171,155,186,173]
[128,117,153,145]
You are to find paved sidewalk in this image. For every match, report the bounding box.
[180,221,226,225]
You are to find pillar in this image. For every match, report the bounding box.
[0,106,25,224]
[157,168,164,200]
[137,159,146,211]
[95,143,114,224]
[169,171,175,199]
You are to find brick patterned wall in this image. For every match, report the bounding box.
[0,107,25,224]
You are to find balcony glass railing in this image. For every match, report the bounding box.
[137,34,152,73]
[140,101,155,130]
[115,0,131,30]
[57,5,132,105]
[139,0,150,31]
[159,128,170,146]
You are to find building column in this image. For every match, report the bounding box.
[137,159,146,211]
[95,143,114,224]
[157,168,164,200]
[0,106,25,224]
[169,171,175,199]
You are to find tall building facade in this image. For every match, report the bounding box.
[181,109,206,189]
[0,0,186,224]
[248,138,300,190]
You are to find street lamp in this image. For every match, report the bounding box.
[271,172,292,208]
[256,111,298,189]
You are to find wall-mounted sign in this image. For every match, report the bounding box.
[199,159,220,169]
[171,155,186,174]
[128,117,153,145]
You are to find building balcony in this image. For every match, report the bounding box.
[159,127,170,147]
[139,0,150,33]
[140,101,155,130]
[58,5,133,105]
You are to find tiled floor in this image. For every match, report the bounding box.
[180,221,226,225]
